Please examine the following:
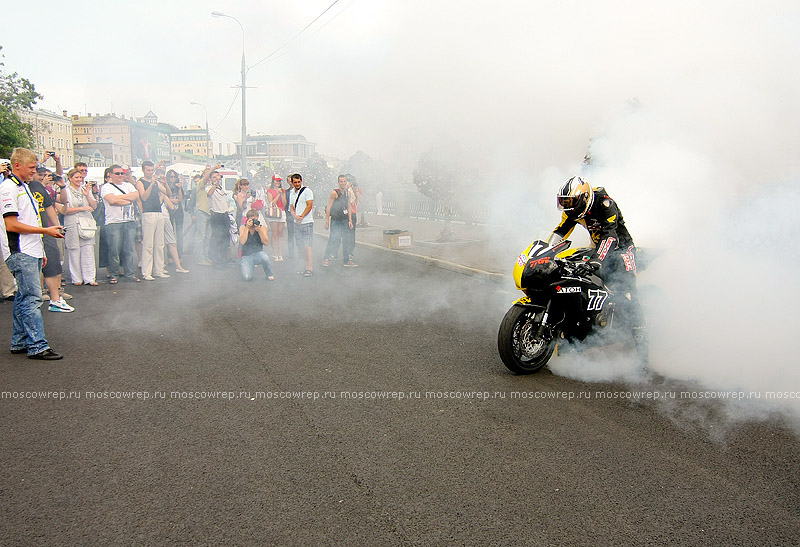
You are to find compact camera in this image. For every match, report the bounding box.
[251,219,260,226]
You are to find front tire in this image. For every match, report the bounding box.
[497,305,557,374]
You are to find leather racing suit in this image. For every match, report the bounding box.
[548,186,648,365]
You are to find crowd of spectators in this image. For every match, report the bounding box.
[2,150,367,359]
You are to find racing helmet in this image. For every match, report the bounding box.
[557,176,594,219]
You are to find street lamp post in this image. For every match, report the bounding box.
[189,102,210,164]
[211,11,247,177]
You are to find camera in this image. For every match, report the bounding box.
[46,151,55,158]
[252,219,260,226]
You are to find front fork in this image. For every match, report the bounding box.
[533,299,554,346]
[513,296,554,339]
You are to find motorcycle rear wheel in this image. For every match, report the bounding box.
[497,305,557,374]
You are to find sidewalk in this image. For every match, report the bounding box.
[313,213,509,283]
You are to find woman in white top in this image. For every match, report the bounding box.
[62,168,99,285]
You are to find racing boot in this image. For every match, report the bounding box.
[631,325,649,370]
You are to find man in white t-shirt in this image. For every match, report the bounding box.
[1,148,66,360]
[102,164,141,283]
[289,173,314,276]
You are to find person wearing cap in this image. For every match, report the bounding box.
[29,164,73,311]
[1,148,66,360]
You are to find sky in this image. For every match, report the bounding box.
[5,0,800,423]
[3,0,796,168]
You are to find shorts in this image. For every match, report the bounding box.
[41,235,62,278]
[294,223,314,248]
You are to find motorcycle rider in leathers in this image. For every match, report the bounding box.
[546,176,648,367]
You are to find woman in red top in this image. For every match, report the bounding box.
[266,175,286,261]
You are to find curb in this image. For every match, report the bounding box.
[314,232,508,284]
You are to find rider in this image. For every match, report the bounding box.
[546,176,648,367]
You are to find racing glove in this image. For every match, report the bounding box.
[575,260,601,278]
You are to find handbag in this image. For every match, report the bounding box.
[76,213,98,240]
[266,204,284,220]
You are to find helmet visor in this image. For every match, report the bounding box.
[557,195,581,211]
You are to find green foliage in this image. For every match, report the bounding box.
[304,152,332,195]
[0,46,43,157]
[412,138,467,201]
[343,150,389,190]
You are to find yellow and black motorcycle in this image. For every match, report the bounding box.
[497,239,620,374]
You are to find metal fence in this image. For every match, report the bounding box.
[361,190,490,225]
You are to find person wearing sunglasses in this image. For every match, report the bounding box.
[101,165,141,283]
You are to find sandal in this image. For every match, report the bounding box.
[87,281,99,286]
[109,278,118,285]
[303,270,313,277]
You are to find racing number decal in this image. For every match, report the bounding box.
[587,289,608,311]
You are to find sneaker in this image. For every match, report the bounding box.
[343,260,359,267]
[155,273,171,278]
[28,348,63,360]
[60,288,73,300]
[48,298,75,313]
[43,293,50,301]
[11,347,27,354]
[143,275,155,281]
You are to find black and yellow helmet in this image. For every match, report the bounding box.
[557,176,594,219]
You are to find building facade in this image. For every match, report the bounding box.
[170,125,211,163]
[70,111,173,168]
[72,113,133,167]
[236,134,316,172]
[17,109,74,168]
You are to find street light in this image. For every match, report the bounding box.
[211,10,247,177]
[189,101,211,164]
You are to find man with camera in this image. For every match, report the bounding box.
[29,162,73,311]
[238,209,275,281]
[0,159,16,300]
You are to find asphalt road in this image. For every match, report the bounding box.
[1,244,799,545]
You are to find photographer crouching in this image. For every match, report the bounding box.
[239,209,275,281]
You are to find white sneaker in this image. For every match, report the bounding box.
[49,298,75,313]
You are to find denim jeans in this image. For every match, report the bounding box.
[105,221,138,279]
[240,251,274,281]
[6,253,49,355]
[210,212,230,267]
[325,219,348,261]
[344,219,356,262]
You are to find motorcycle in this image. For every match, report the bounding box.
[497,239,635,374]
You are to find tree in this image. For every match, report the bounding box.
[412,137,470,242]
[0,46,43,157]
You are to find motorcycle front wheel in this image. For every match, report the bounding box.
[497,305,557,374]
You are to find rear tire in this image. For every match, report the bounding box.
[497,305,557,374]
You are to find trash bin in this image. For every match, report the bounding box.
[383,230,413,249]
